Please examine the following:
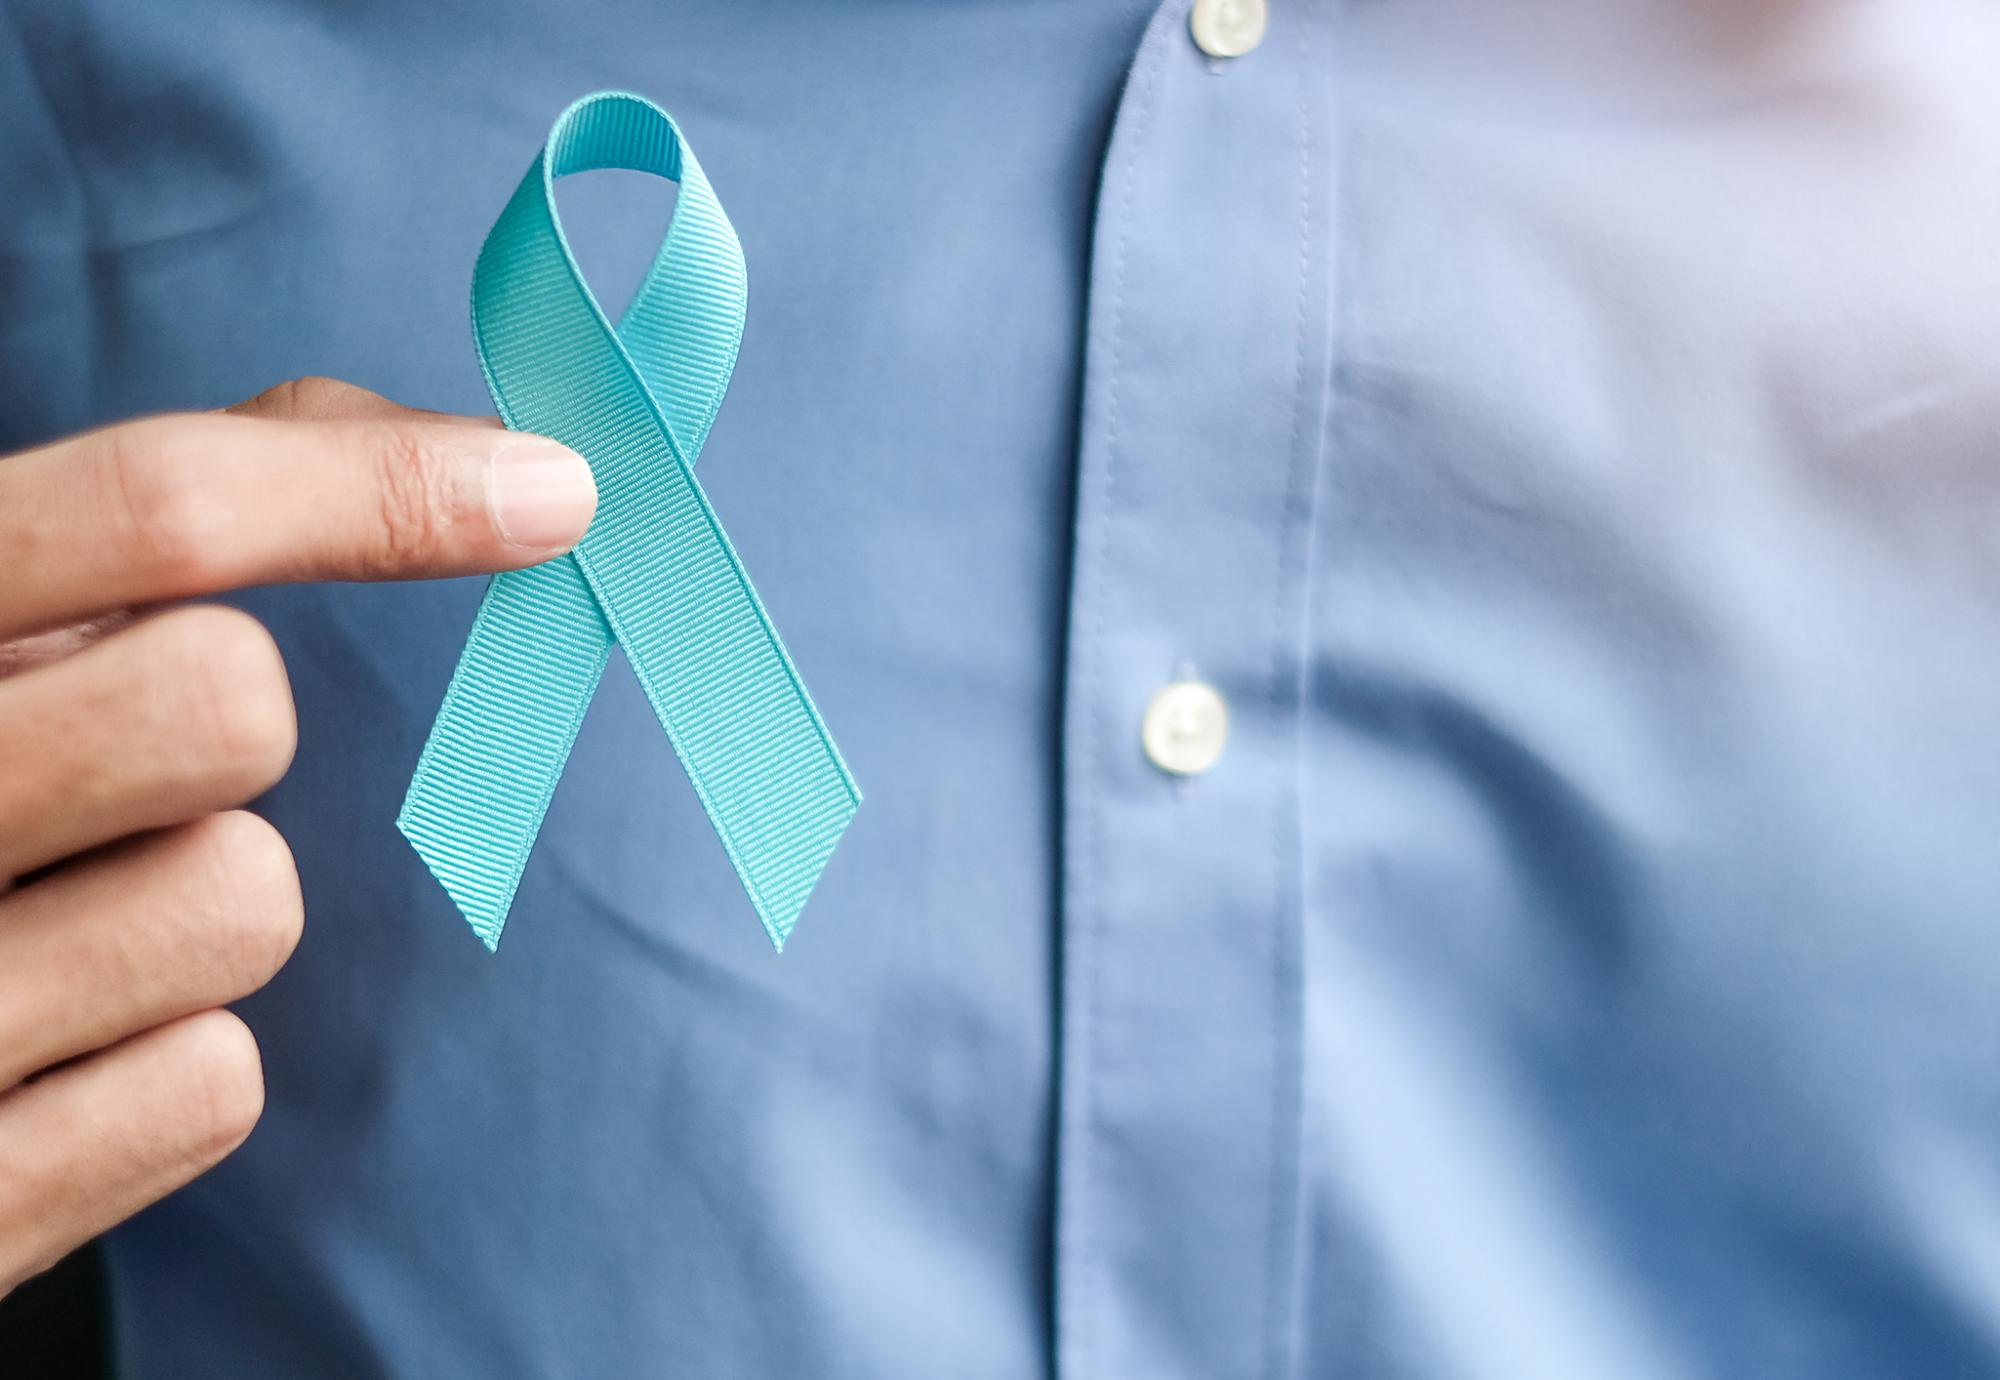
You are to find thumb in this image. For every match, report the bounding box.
[226,375,501,429]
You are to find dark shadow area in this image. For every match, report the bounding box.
[0,1244,108,1379]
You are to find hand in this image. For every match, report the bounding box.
[0,377,595,1293]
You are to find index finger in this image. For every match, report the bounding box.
[0,402,595,639]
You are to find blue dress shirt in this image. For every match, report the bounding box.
[6,2,2000,1376]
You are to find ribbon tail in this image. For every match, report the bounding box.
[398,554,612,949]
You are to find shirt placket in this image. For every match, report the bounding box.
[1056,2,1335,1378]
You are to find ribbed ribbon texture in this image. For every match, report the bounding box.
[399,91,860,952]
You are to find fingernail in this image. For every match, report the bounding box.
[486,440,596,550]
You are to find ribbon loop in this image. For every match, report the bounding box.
[399,91,860,952]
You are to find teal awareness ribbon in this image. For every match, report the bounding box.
[399,92,860,952]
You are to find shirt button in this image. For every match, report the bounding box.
[1189,0,1268,59]
[1142,680,1230,777]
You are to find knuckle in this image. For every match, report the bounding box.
[101,418,236,587]
[173,1010,265,1161]
[184,811,303,985]
[159,606,297,790]
[361,427,458,576]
